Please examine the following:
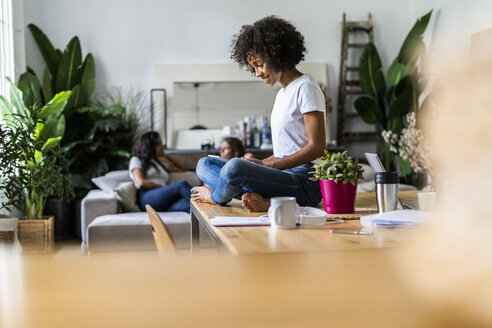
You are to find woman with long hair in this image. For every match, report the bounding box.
[130,131,191,212]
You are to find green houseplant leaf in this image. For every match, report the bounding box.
[42,67,53,102]
[38,90,71,120]
[28,24,61,78]
[353,96,384,125]
[397,10,432,66]
[79,53,96,106]
[359,42,386,100]
[17,72,43,107]
[386,59,413,88]
[55,36,82,92]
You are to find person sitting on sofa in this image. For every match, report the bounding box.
[191,15,326,212]
[130,131,192,212]
[220,137,251,159]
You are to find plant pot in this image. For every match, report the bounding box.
[17,216,54,253]
[0,217,19,246]
[319,179,357,214]
[44,198,73,241]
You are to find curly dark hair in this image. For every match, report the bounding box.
[230,15,306,73]
[132,131,166,174]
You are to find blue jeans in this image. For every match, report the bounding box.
[195,157,321,206]
[137,180,191,212]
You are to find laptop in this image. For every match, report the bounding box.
[364,153,418,210]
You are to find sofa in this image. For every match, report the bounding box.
[80,170,202,254]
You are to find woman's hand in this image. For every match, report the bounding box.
[241,156,276,168]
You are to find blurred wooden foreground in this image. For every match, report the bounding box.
[0,246,485,328]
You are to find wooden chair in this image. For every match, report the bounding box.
[145,205,176,256]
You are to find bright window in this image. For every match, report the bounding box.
[0,0,15,97]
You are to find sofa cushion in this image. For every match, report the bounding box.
[87,211,190,253]
[91,170,130,193]
[114,181,140,212]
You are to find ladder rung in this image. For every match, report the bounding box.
[346,22,373,31]
[345,80,360,86]
[346,66,359,72]
[347,43,368,48]
[345,89,364,95]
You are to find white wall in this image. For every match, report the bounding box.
[21,0,492,144]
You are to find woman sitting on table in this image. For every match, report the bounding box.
[130,131,191,212]
[191,15,326,212]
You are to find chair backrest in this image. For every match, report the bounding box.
[145,205,176,256]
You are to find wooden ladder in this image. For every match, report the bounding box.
[336,13,378,152]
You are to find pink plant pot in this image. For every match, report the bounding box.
[319,179,357,214]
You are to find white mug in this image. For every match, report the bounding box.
[268,197,297,229]
[418,192,437,211]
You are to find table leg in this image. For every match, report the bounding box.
[190,207,200,254]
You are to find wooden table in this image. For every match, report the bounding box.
[190,191,418,255]
[2,245,484,328]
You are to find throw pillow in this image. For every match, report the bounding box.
[92,170,131,193]
[114,181,141,212]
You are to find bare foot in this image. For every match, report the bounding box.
[242,192,270,212]
[191,186,213,204]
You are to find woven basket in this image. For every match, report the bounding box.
[17,216,54,253]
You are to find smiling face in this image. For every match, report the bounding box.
[247,53,282,87]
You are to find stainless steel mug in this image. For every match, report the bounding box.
[375,172,399,213]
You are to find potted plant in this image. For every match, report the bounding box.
[354,10,432,173]
[0,79,71,252]
[310,151,364,214]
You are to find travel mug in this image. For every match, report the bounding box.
[375,172,399,213]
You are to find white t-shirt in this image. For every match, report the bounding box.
[129,156,169,188]
[271,74,326,160]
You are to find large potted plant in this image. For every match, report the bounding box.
[0,79,71,252]
[354,10,432,173]
[310,151,364,214]
[19,24,136,200]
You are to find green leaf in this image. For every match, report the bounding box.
[0,95,15,128]
[388,76,415,123]
[56,115,66,137]
[42,136,62,152]
[79,54,96,106]
[65,85,80,112]
[42,67,53,102]
[386,59,414,88]
[28,24,61,78]
[359,43,386,100]
[55,36,82,92]
[39,90,71,120]
[34,150,43,164]
[7,78,30,119]
[397,10,432,66]
[36,116,65,143]
[354,96,383,124]
[17,72,43,107]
